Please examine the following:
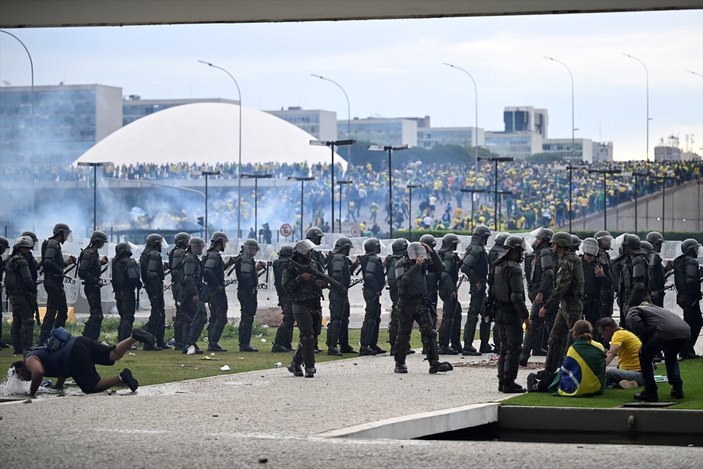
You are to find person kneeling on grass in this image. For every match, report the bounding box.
[596,317,643,389]
[11,327,155,396]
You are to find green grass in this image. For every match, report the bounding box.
[504,359,703,410]
[0,319,425,387]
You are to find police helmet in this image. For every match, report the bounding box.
[333,237,353,254]
[646,231,664,247]
[115,242,132,257]
[21,231,38,247]
[581,238,599,257]
[623,234,641,251]
[407,242,426,260]
[14,235,34,250]
[210,231,229,248]
[680,238,701,256]
[242,238,260,256]
[504,235,528,252]
[146,233,162,247]
[640,240,654,254]
[551,232,572,248]
[363,238,381,254]
[175,232,192,247]
[440,233,460,250]
[295,239,316,255]
[419,234,436,248]
[306,227,323,243]
[571,235,582,250]
[91,230,108,245]
[0,236,9,253]
[278,244,294,258]
[189,237,205,255]
[392,238,409,254]
[594,230,613,249]
[473,224,491,238]
[494,233,510,247]
[52,223,71,238]
[531,227,554,242]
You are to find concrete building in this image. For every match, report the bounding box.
[342,117,417,146]
[266,106,337,141]
[417,126,485,149]
[592,141,614,162]
[503,106,548,138]
[654,144,683,161]
[0,83,122,170]
[484,131,544,160]
[123,96,238,126]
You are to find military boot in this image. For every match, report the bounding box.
[429,361,454,374]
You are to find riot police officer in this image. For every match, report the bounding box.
[180,237,206,354]
[461,224,492,355]
[272,244,295,353]
[5,236,37,354]
[39,223,73,344]
[520,228,555,366]
[438,233,461,355]
[111,242,142,341]
[169,232,191,350]
[79,230,108,341]
[673,238,703,359]
[202,232,230,352]
[420,234,441,329]
[491,235,531,393]
[620,234,651,316]
[488,233,509,266]
[0,236,9,349]
[139,233,167,349]
[306,227,326,352]
[327,237,356,355]
[646,231,667,307]
[580,237,611,339]
[20,231,39,285]
[595,230,615,318]
[539,232,584,376]
[386,238,408,355]
[394,242,453,374]
[360,237,386,355]
[235,237,261,352]
[284,239,327,378]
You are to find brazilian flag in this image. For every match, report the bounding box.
[549,339,606,397]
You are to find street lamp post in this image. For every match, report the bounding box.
[443,63,479,168]
[310,139,355,233]
[477,156,514,231]
[623,53,651,161]
[459,188,486,231]
[545,56,576,160]
[201,170,221,241]
[311,74,352,162]
[77,162,108,232]
[288,176,315,240]
[337,180,353,234]
[565,162,587,232]
[198,60,243,239]
[406,184,422,239]
[369,144,409,238]
[651,175,675,233]
[240,173,272,240]
[496,190,513,230]
[588,168,622,231]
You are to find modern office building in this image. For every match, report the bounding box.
[591,141,614,162]
[0,83,123,170]
[123,96,238,126]
[417,126,485,149]
[266,106,337,141]
[485,131,544,160]
[341,117,418,146]
[503,106,548,138]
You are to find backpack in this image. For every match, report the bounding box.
[42,327,72,352]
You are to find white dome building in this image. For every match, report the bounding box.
[73,102,344,167]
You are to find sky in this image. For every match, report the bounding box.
[1,9,702,161]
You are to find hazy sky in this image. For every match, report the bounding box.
[1,9,702,161]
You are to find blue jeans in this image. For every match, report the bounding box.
[606,368,643,387]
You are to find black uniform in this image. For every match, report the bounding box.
[39,237,69,343]
[461,235,490,352]
[673,252,702,357]
[520,247,555,361]
[0,253,6,347]
[5,251,37,353]
[111,253,142,341]
[169,245,188,348]
[206,249,229,348]
[273,254,294,351]
[611,254,627,313]
[581,254,612,338]
[620,252,651,315]
[180,250,205,349]
[487,244,504,354]
[360,253,385,350]
[393,250,445,368]
[79,245,104,341]
[649,252,667,307]
[385,252,404,353]
[425,262,441,327]
[438,248,461,351]
[327,252,353,352]
[311,250,327,350]
[140,246,166,347]
[598,248,615,318]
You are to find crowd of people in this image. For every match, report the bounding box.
[3,219,701,399]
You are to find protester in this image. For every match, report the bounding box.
[596,317,643,389]
[548,320,606,397]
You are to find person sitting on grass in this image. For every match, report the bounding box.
[10,328,155,397]
[548,320,606,397]
[596,317,643,389]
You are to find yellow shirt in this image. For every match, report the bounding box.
[612,329,642,371]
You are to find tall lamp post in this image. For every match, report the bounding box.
[651,175,675,233]
[545,56,576,159]
[288,176,315,240]
[406,184,422,238]
[623,53,651,161]
[460,188,486,231]
[496,190,513,230]
[77,162,108,232]
[443,63,479,168]
[565,161,587,232]
[310,139,355,233]
[477,156,514,231]
[201,170,221,241]
[369,144,409,238]
[588,168,622,231]
[337,180,353,233]
[240,173,272,240]
[198,60,243,239]
[311,74,352,161]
